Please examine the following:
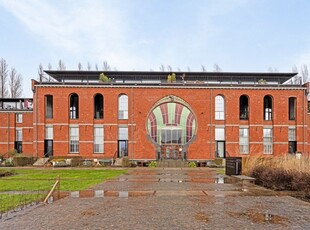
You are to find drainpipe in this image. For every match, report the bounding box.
[131,87,134,162]
[35,87,38,158]
[7,113,10,154]
[210,88,213,159]
[303,89,306,155]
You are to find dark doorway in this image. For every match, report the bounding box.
[44,140,53,157]
[14,141,22,153]
[216,141,226,158]
[288,141,297,154]
[118,140,128,157]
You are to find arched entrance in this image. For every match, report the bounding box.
[146,95,197,160]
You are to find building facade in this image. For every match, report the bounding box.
[1,71,309,161]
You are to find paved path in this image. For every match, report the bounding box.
[1,167,310,229]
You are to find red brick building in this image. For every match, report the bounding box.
[1,71,309,161]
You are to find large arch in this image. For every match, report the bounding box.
[146,95,197,160]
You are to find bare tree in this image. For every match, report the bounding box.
[9,68,22,98]
[177,67,181,72]
[48,63,52,70]
[0,58,8,98]
[187,66,191,72]
[267,67,278,73]
[95,64,99,71]
[291,65,299,84]
[38,64,44,82]
[300,64,308,83]
[213,64,222,72]
[167,65,173,72]
[159,64,165,71]
[58,59,66,70]
[78,62,83,71]
[201,65,207,72]
[87,62,91,71]
[103,61,111,71]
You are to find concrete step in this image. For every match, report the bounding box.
[33,157,50,166]
[158,160,187,168]
[113,158,123,166]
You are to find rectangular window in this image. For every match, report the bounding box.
[69,127,79,153]
[239,128,249,154]
[288,128,296,154]
[16,113,22,123]
[45,95,53,119]
[15,128,23,153]
[118,127,128,140]
[215,128,225,140]
[94,127,104,153]
[45,126,53,139]
[16,128,23,141]
[263,128,273,154]
[289,98,296,120]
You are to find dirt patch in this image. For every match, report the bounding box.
[194,212,209,223]
[81,209,98,217]
[227,209,289,226]
[0,170,15,177]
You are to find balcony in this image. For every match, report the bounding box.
[0,98,33,111]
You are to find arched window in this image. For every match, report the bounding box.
[94,94,104,119]
[239,95,249,120]
[289,97,296,120]
[118,94,128,119]
[264,95,272,120]
[69,93,79,119]
[215,95,225,120]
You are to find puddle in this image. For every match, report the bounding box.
[159,179,186,183]
[228,209,289,226]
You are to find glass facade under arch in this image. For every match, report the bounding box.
[147,102,197,145]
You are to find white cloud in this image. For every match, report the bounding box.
[0,0,147,69]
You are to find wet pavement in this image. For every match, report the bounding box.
[1,167,310,229]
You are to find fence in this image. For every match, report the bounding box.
[0,177,60,220]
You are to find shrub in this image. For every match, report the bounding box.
[13,156,37,166]
[187,162,197,168]
[148,161,157,167]
[99,73,111,82]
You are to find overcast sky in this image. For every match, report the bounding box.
[1,0,310,97]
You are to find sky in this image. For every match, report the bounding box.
[1,0,310,97]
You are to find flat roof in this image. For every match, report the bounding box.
[44,70,297,85]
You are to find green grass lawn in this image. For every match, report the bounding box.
[0,168,127,191]
[0,193,46,212]
[0,168,126,212]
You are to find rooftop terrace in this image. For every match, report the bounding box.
[42,70,300,87]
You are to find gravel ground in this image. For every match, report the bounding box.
[1,167,309,230]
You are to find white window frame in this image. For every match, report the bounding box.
[69,126,79,153]
[215,95,225,120]
[239,128,249,154]
[263,128,273,154]
[118,127,128,140]
[288,127,296,141]
[16,128,23,141]
[215,127,225,141]
[94,126,104,153]
[45,126,53,140]
[118,95,128,119]
[16,113,23,123]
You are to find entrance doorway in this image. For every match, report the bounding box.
[44,140,53,157]
[216,141,225,158]
[160,145,182,159]
[118,140,128,158]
